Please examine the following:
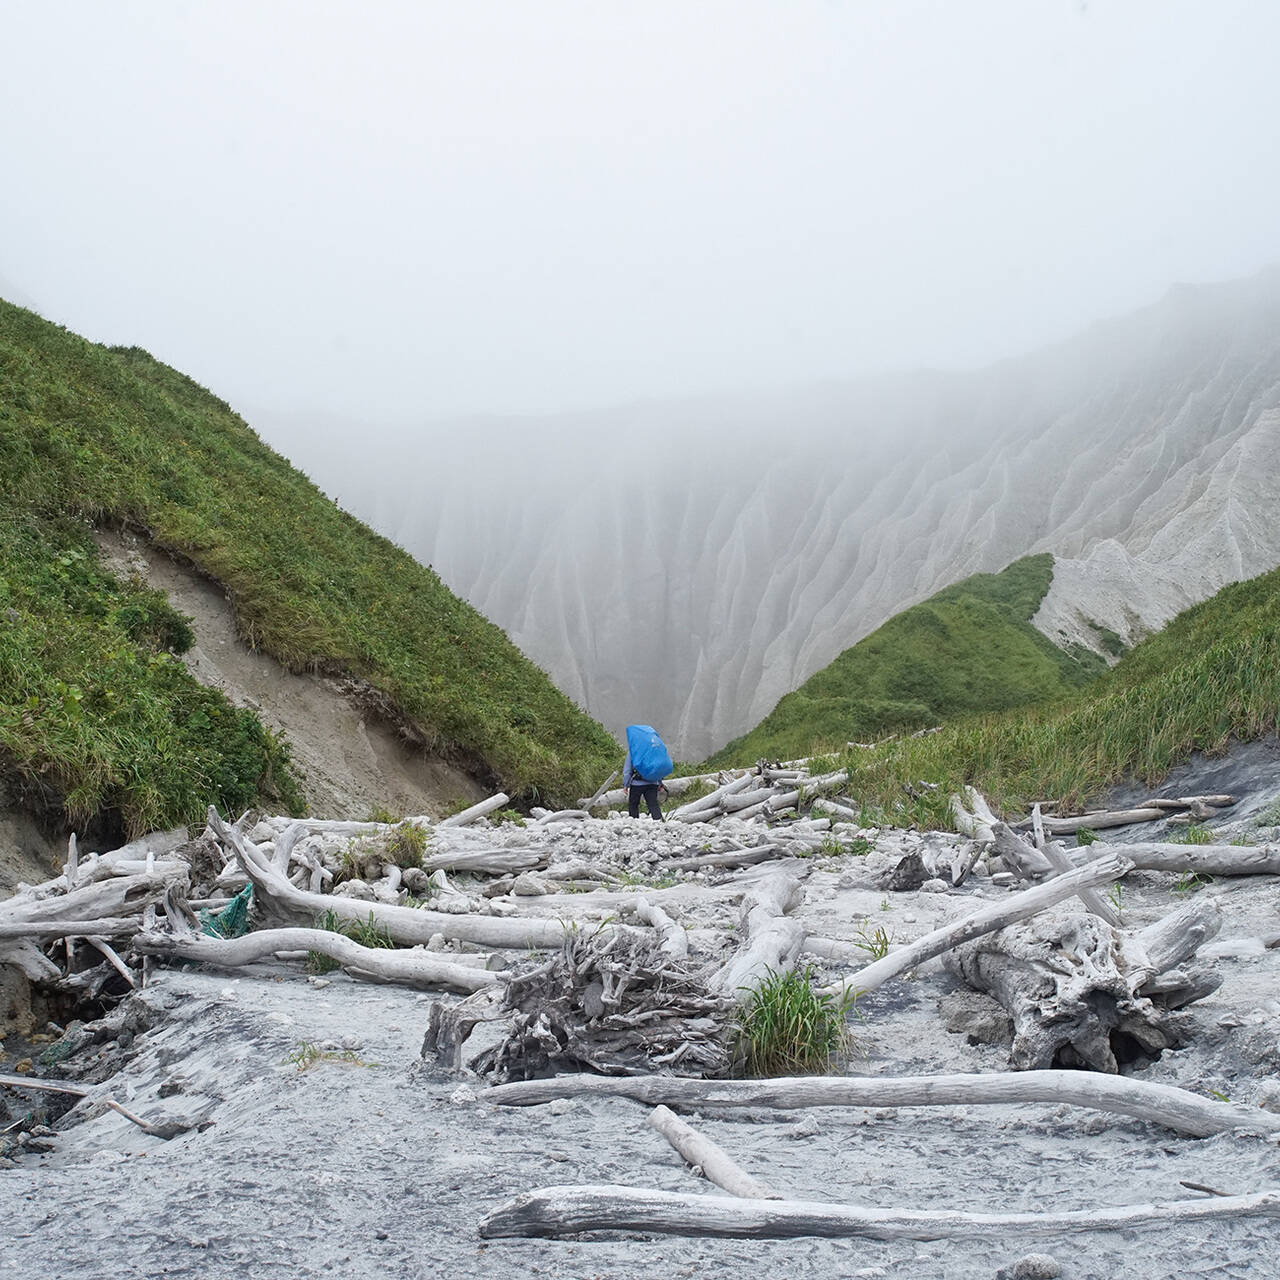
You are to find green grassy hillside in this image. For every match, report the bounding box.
[0,300,617,835]
[831,564,1280,824]
[708,554,1105,766]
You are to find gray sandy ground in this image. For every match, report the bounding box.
[5,886,1279,1278]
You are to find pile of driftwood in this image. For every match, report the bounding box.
[6,774,1280,1243]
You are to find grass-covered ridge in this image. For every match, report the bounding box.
[821,564,1280,825]
[708,554,1105,766]
[0,299,617,832]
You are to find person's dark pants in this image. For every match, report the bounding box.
[628,784,663,820]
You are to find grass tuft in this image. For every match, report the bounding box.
[736,964,855,1076]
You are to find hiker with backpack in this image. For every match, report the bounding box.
[622,723,673,820]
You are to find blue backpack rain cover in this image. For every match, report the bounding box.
[626,724,674,784]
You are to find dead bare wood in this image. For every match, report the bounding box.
[466,929,738,1081]
[942,898,1218,1071]
[438,792,510,828]
[478,1183,1280,1241]
[647,1105,780,1199]
[1085,843,1280,876]
[817,854,1133,998]
[135,926,500,992]
[206,808,577,949]
[630,897,689,959]
[483,1068,1280,1137]
[0,918,137,940]
[1040,807,1166,834]
[0,1073,89,1097]
[664,845,785,872]
[580,769,621,810]
[710,873,804,1000]
[990,822,1054,880]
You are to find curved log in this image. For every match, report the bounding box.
[710,874,804,999]
[207,808,577,949]
[478,1183,1280,1241]
[482,1069,1280,1138]
[135,927,500,992]
[818,854,1133,998]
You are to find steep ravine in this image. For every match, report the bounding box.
[260,269,1280,758]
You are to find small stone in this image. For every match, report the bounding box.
[13,1058,32,1074]
[449,1085,478,1106]
[548,1097,576,1115]
[920,878,948,893]
[1256,1080,1280,1114]
[512,872,550,896]
[1008,1253,1061,1280]
[991,872,1016,887]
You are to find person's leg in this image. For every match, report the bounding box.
[643,784,663,820]
[628,786,641,818]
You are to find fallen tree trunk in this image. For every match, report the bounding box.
[421,849,544,875]
[483,1068,1280,1137]
[630,897,689,959]
[1085,843,1280,876]
[438,793,510,828]
[942,898,1217,1071]
[818,854,1133,998]
[664,845,785,872]
[0,917,137,940]
[710,873,804,1000]
[0,1073,89,1097]
[478,1183,1280,1241]
[1040,807,1166,834]
[207,808,580,949]
[647,1105,780,1199]
[135,927,500,992]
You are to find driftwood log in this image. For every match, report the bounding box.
[207,809,578,949]
[942,899,1222,1071]
[452,928,739,1081]
[478,1183,1280,1241]
[1084,842,1280,876]
[816,853,1132,997]
[710,873,804,1000]
[483,1068,1280,1138]
[135,926,501,992]
[647,1105,780,1199]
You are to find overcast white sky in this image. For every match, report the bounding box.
[4,1,1280,423]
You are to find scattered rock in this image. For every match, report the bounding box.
[937,990,1014,1047]
[885,852,929,892]
[920,878,949,893]
[332,879,376,902]
[997,1254,1061,1280]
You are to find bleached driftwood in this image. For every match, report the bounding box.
[942,896,1221,1071]
[817,854,1133,998]
[464,929,738,1081]
[579,769,621,810]
[1085,843,1280,876]
[670,773,757,822]
[422,849,544,875]
[1039,807,1165,834]
[207,808,577,949]
[989,822,1054,880]
[949,787,996,847]
[665,845,786,872]
[483,1068,1280,1137]
[438,792,510,828]
[478,1183,1280,1241]
[631,897,689,959]
[710,873,804,1000]
[647,1105,779,1200]
[135,926,500,992]
[0,1073,89,1097]
[0,917,137,940]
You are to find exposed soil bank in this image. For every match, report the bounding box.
[95,530,484,821]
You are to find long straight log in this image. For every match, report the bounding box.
[1087,843,1280,876]
[665,845,785,872]
[479,1183,1280,1241]
[670,773,757,822]
[484,1068,1280,1138]
[580,769,621,810]
[0,918,137,940]
[818,853,1133,997]
[0,1073,89,1097]
[135,927,500,992]
[647,1105,780,1200]
[438,793,510,828]
[1041,807,1165,834]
